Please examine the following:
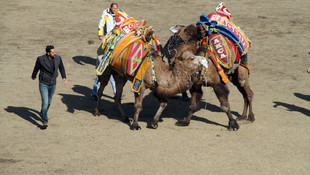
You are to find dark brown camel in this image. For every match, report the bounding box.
[164,24,254,131]
[94,47,206,130]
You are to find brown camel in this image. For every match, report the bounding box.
[93,43,206,130]
[163,24,254,131]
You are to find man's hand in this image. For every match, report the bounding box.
[99,36,103,41]
[32,77,36,80]
[63,78,68,85]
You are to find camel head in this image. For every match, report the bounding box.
[169,24,199,43]
[163,24,200,65]
[173,49,208,76]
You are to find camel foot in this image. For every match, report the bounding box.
[176,119,190,126]
[236,115,247,121]
[247,113,255,122]
[130,123,141,130]
[150,120,158,129]
[93,108,101,116]
[228,119,239,131]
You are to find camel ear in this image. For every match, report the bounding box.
[170,25,185,34]
[184,24,197,37]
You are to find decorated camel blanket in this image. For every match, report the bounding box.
[109,33,163,92]
[208,2,251,54]
[96,10,140,76]
[96,14,163,92]
[197,2,251,83]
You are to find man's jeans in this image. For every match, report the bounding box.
[91,75,116,97]
[39,83,56,124]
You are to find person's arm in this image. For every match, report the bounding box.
[58,56,67,84]
[98,10,109,40]
[31,57,40,80]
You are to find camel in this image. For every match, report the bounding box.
[93,29,207,130]
[163,24,254,131]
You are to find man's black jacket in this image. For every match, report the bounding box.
[32,54,66,85]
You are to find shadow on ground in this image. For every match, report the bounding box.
[273,92,310,117]
[4,106,42,128]
[294,92,310,102]
[58,84,235,129]
[72,56,96,66]
[273,102,310,117]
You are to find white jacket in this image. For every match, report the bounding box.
[98,8,116,37]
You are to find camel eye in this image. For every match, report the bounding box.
[178,56,183,60]
[190,56,195,60]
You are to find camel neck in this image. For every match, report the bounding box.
[152,57,195,98]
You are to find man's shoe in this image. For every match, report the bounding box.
[41,124,48,129]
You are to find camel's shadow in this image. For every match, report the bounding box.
[72,56,96,66]
[59,84,236,129]
[273,92,310,117]
[4,106,42,128]
[58,84,132,120]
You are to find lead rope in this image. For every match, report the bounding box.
[204,76,208,109]
[200,57,209,110]
[151,55,156,83]
[147,42,157,83]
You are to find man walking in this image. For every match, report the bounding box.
[32,45,67,129]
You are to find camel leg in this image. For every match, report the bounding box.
[213,82,239,131]
[176,82,203,126]
[130,87,145,130]
[150,93,168,129]
[231,66,255,122]
[112,73,129,122]
[93,76,109,116]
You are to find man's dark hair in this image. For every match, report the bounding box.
[46,45,54,53]
[110,2,118,8]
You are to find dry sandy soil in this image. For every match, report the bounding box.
[1,0,309,174]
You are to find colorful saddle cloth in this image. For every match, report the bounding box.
[109,33,163,92]
[96,33,124,75]
[96,16,143,76]
[196,2,251,83]
[96,16,163,93]
[209,33,237,69]
[207,2,251,54]
[115,10,140,34]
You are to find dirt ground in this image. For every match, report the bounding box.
[1,0,309,174]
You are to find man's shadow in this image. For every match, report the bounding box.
[4,106,42,128]
[273,92,310,117]
[294,93,310,102]
[72,56,96,66]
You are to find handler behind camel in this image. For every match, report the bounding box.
[91,2,118,100]
[31,45,68,129]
